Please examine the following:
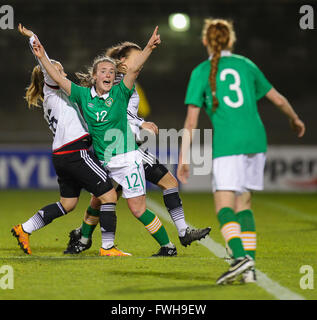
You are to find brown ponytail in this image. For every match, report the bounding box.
[202,19,236,112]
[105,41,141,60]
[25,65,44,108]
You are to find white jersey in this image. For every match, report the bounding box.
[115,74,144,143]
[29,35,89,152]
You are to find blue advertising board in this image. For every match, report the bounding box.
[0,147,58,189]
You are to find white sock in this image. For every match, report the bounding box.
[101,228,115,249]
[22,212,45,234]
[162,241,175,248]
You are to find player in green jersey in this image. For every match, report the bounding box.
[32,26,177,257]
[65,41,211,253]
[177,18,305,284]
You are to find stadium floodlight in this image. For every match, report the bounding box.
[168,13,190,32]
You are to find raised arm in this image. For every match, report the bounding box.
[19,24,67,89]
[265,88,306,138]
[28,32,71,96]
[123,26,161,90]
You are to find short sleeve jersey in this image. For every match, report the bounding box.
[69,80,138,164]
[185,53,273,159]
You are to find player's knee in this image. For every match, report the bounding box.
[90,196,101,210]
[98,188,117,204]
[235,192,252,212]
[130,206,146,218]
[59,197,78,213]
[127,197,146,218]
[161,172,179,190]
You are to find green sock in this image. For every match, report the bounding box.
[236,209,256,260]
[138,209,170,246]
[217,207,245,259]
[81,206,100,239]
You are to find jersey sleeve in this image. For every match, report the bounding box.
[184,67,206,108]
[127,90,144,127]
[118,79,135,106]
[29,35,57,87]
[69,82,86,106]
[245,58,273,100]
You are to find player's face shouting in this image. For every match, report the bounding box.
[94,61,116,94]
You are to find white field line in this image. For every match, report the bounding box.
[146,197,306,301]
[253,198,317,222]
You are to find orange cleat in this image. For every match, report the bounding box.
[99,246,131,257]
[11,224,32,255]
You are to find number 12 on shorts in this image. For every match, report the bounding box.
[125,173,141,189]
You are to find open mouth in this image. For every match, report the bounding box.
[103,80,111,85]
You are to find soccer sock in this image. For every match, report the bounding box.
[80,206,100,241]
[22,202,66,234]
[99,203,117,249]
[217,207,245,259]
[236,209,256,260]
[163,187,188,237]
[138,209,170,247]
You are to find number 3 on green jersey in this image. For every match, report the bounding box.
[220,68,244,108]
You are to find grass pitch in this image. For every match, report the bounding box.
[0,190,316,300]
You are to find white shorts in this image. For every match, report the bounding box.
[211,153,266,194]
[105,150,146,199]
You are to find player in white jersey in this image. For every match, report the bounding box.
[66,42,211,252]
[11,24,126,256]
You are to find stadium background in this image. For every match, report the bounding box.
[1,0,317,302]
[0,0,316,191]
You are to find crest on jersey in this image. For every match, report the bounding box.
[105,97,114,107]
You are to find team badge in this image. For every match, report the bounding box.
[105,97,114,107]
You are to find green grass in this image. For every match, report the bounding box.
[0,190,316,300]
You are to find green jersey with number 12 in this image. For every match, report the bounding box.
[185,52,273,159]
[69,80,138,164]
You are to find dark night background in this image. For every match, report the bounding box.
[0,0,316,146]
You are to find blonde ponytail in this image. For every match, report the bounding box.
[25,65,44,108]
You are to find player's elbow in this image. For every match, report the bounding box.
[266,88,288,108]
[274,94,288,108]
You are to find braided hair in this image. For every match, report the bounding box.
[202,19,236,112]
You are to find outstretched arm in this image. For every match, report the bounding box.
[123,26,161,90]
[32,40,71,95]
[265,88,305,138]
[22,26,72,96]
[18,23,57,87]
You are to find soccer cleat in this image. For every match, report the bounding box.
[241,267,257,283]
[152,245,177,257]
[11,224,32,255]
[67,227,82,246]
[63,240,91,254]
[64,227,92,254]
[179,227,211,247]
[99,246,132,256]
[216,255,254,285]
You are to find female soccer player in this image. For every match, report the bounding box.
[12,24,122,256]
[177,18,305,284]
[32,26,177,256]
[67,41,211,251]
